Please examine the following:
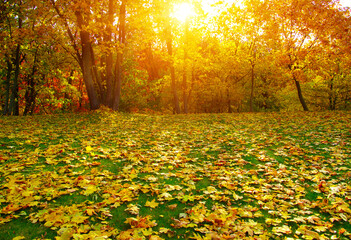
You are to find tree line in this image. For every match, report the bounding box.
[1,0,350,115]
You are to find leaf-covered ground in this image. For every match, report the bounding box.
[0,111,351,240]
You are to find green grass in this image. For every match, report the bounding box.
[0,111,351,239]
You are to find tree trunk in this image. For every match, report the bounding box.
[182,65,188,113]
[8,4,22,116]
[105,0,115,107]
[144,44,160,81]
[24,49,38,115]
[165,22,180,114]
[23,75,37,115]
[3,57,12,115]
[112,0,126,111]
[294,78,309,111]
[9,43,21,116]
[76,11,100,110]
[329,78,336,110]
[182,20,189,114]
[227,87,232,113]
[249,63,255,112]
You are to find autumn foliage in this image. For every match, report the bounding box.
[0,0,351,115]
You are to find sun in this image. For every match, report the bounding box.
[172,2,195,22]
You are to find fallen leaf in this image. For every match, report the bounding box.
[145,199,159,208]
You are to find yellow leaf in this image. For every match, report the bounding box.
[71,213,88,224]
[272,225,291,235]
[125,204,139,215]
[314,225,328,232]
[145,199,159,208]
[149,236,164,240]
[83,185,97,195]
[12,237,25,240]
[44,221,54,227]
[86,146,92,153]
[45,158,56,165]
[21,190,34,197]
[159,227,171,234]
[85,209,96,216]
[340,213,348,221]
[57,228,74,240]
[142,228,153,236]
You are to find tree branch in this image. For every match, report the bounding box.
[49,0,83,69]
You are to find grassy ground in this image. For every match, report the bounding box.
[0,110,350,240]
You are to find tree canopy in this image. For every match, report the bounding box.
[1,0,351,115]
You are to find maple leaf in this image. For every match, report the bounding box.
[125,204,139,215]
[291,216,306,223]
[142,228,153,236]
[145,199,159,208]
[307,215,320,224]
[243,226,254,236]
[158,192,173,201]
[57,228,74,240]
[86,146,93,153]
[149,236,164,240]
[72,213,88,224]
[168,204,177,210]
[82,185,98,195]
[272,225,292,235]
[203,186,217,194]
[296,225,321,239]
[12,237,25,240]
[314,225,328,232]
[125,216,157,228]
[85,208,96,216]
[159,227,172,234]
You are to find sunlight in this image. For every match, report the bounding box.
[172,2,195,22]
[201,0,243,17]
[340,0,351,7]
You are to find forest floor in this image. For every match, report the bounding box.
[0,111,350,240]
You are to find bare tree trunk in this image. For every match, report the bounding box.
[289,55,309,111]
[294,77,309,111]
[76,11,100,110]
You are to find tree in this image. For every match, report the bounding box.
[50,0,127,110]
[249,0,348,111]
[1,0,351,114]
[1,0,24,115]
